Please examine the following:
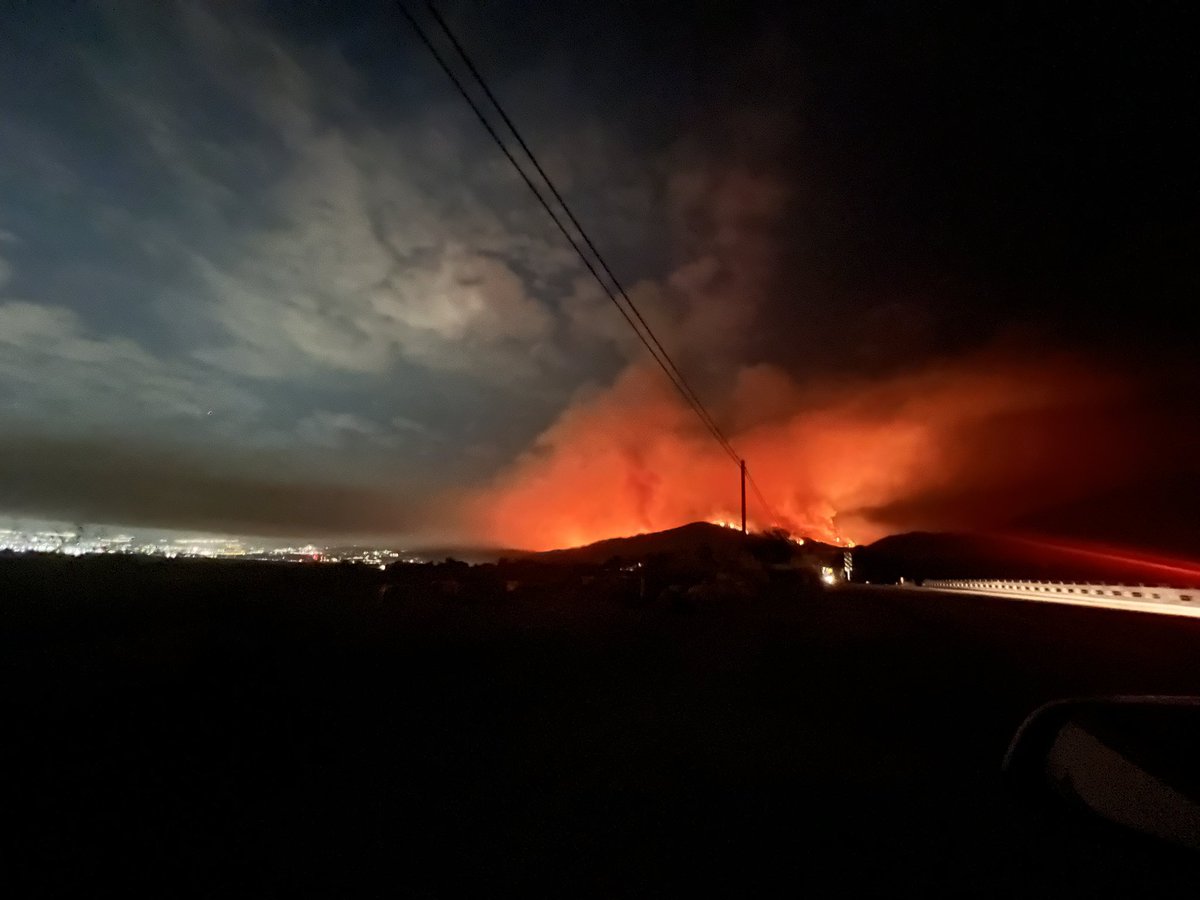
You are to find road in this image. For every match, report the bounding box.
[4,559,1200,895]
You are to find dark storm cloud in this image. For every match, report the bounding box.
[0,434,435,538]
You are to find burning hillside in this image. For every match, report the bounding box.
[463,348,1150,551]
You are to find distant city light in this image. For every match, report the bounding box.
[0,527,415,566]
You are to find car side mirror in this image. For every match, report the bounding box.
[1004,696,1200,851]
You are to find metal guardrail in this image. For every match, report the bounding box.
[917,578,1200,617]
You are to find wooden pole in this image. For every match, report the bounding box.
[740,459,747,534]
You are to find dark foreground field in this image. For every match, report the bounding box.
[4,555,1200,896]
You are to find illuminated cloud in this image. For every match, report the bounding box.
[0,299,263,427]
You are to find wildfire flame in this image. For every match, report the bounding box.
[464,351,1138,552]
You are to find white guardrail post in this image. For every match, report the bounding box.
[917,579,1200,616]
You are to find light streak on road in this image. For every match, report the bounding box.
[903,579,1200,620]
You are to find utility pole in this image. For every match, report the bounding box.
[740,459,747,535]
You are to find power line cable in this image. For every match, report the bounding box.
[422,1,741,464]
[745,467,781,527]
[395,1,740,462]
[400,3,793,531]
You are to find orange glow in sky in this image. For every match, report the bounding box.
[463,351,1135,551]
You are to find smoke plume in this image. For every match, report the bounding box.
[464,349,1146,550]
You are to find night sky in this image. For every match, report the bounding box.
[1,2,1197,551]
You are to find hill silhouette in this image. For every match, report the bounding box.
[529,521,844,567]
[530,522,747,565]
